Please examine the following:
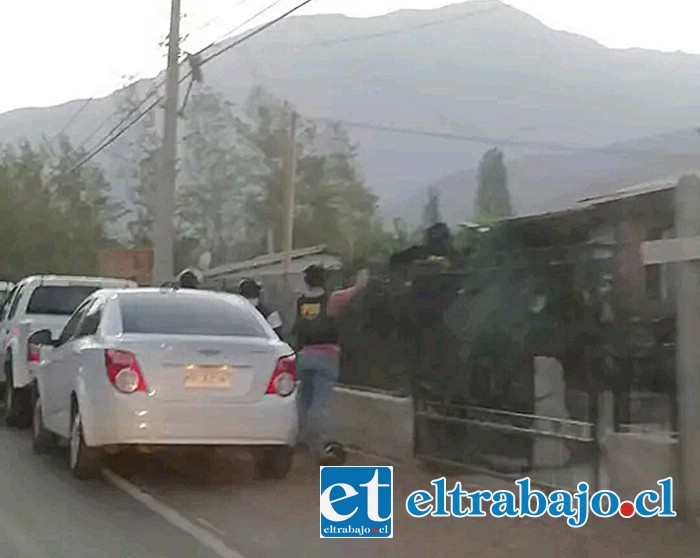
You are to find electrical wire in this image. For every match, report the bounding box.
[78,79,164,152]
[200,0,315,65]
[309,116,682,156]
[68,95,163,175]
[303,4,502,48]
[68,0,682,178]
[48,97,94,144]
[67,0,316,175]
[184,0,256,40]
[194,0,288,57]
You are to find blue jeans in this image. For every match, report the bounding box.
[296,350,340,455]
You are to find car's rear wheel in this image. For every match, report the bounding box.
[4,365,32,428]
[32,397,57,454]
[252,446,293,480]
[69,408,102,480]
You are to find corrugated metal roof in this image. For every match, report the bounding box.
[203,245,339,279]
[506,173,699,225]
[577,176,678,206]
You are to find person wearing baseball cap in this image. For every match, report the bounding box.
[238,278,283,339]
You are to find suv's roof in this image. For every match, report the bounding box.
[18,275,137,287]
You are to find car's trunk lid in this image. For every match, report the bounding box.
[113,334,283,404]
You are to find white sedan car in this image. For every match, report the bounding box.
[30,288,298,480]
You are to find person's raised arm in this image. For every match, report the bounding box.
[328,269,369,318]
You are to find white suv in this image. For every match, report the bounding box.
[0,275,137,426]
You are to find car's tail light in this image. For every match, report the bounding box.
[105,349,146,394]
[27,344,40,363]
[266,355,296,396]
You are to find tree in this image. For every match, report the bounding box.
[295,120,380,259]
[422,186,441,228]
[243,87,384,260]
[474,147,513,224]
[178,85,266,265]
[242,86,300,253]
[0,138,119,279]
[46,136,126,272]
[110,84,161,246]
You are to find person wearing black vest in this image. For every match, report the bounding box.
[238,278,284,339]
[292,264,369,464]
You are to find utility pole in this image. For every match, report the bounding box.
[282,109,298,313]
[152,0,181,286]
[671,175,700,522]
[641,174,700,522]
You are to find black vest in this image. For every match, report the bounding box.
[295,293,339,347]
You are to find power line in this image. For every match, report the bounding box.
[303,4,502,48]
[67,95,163,175]
[200,0,315,65]
[78,79,164,151]
[48,97,94,144]
[185,0,255,38]
[72,0,664,173]
[194,0,287,57]
[68,0,316,175]
[309,116,676,155]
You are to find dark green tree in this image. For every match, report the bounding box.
[111,84,160,247]
[243,87,383,261]
[422,187,441,228]
[179,86,265,265]
[0,138,120,279]
[474,147,513,224]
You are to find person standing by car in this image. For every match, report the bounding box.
[176,268,202,289]
[238,278,284,339]
[291,264,369,464]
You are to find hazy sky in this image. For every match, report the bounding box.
[2,0,699,114]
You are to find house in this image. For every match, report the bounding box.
[502,175,690,321]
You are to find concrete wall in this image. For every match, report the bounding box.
[602,431,680,503]
[327,387,414,462]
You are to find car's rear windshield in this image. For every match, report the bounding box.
[119,295,268,337]
[26,286,99,315]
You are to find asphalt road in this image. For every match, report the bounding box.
[0,427,225,557]
[0,422,699,558]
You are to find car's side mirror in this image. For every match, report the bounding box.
[29,329,55,347]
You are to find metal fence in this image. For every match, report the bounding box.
[347,242,611,489]
[331,237,676,488]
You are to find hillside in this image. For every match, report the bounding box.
[4,0,700,225]
[389,127,700,224]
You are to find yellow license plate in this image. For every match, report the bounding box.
[183,367,232,389]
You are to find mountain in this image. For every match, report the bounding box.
[389,127,700,225]
[4,0,700,226]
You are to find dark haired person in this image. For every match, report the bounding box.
[238,278,283,339]
[291,264,369,464]
[176,268,201,289]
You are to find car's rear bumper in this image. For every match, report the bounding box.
[81,392,298,447]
